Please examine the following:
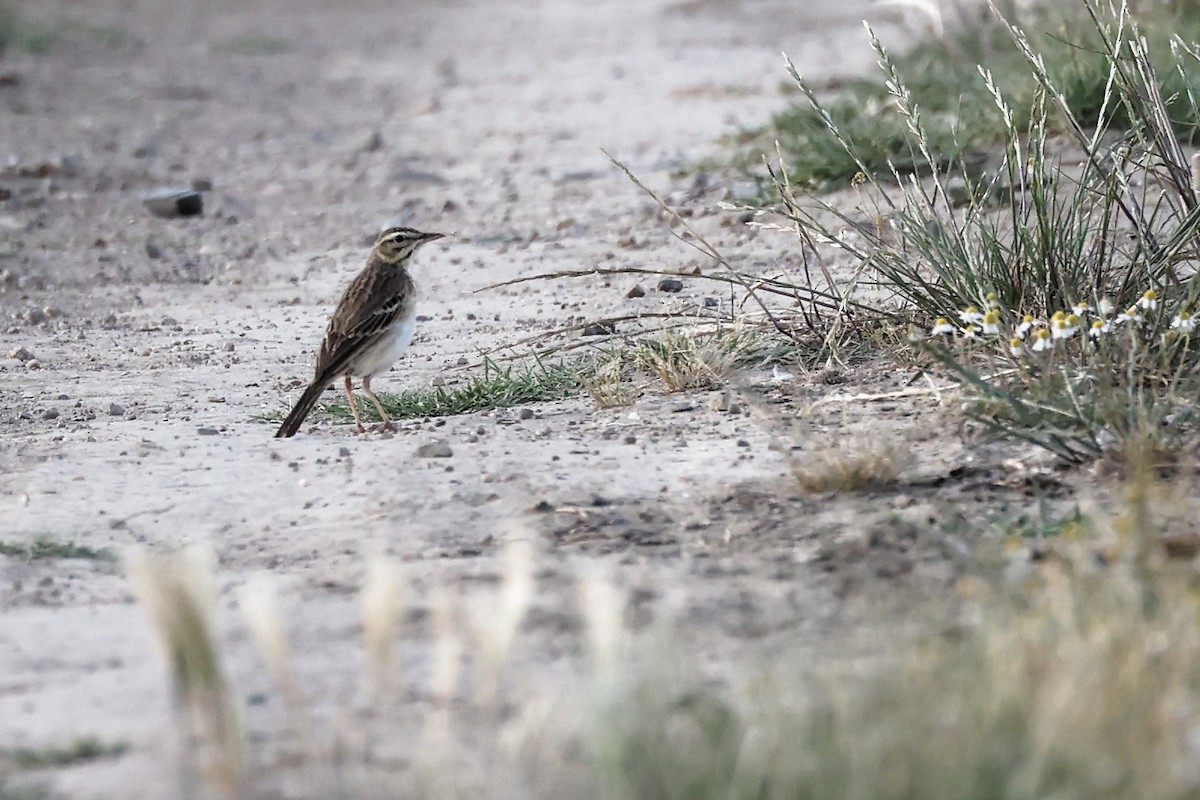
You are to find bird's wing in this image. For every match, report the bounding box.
[313,265,413,381]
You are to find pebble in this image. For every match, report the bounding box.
[415,440,453,458]
[7,346,33,361]
[656,278,684,293]
[626,284,646,298]
[108,403,125,416]
[670,399,697,413]
[142,187,203,218]
[703,296,719,308]
[518,407,535,420]
[197,427,220,436]
[42,306,62,319]
[191,177,214,192]
[22,308,46,325]
[582,322,616,336]
[42,409,59,420]
[145,241,164,260]
[708,391,743,414]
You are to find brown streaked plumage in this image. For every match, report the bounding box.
[275,226,444,438]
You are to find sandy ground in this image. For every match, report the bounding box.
[0,1,1063,797]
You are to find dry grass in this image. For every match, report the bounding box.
[786,438,905,493]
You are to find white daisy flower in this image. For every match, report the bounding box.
[1015,314,1038,337]
[930,317,957,336]
[981,309,1001,335]
[1008,337,1024,356]
[1138,289,1159,310]
[959,306,985,324]
[1089,319,1111,338]
[1030,328,1054,352]
[1172,311,1196,332]
[1071,301,1093,317]
[1117,306,1143,324]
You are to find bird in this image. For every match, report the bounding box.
[275,226,444,438]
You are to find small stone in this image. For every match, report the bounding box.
[191,177,214,192]
[456,357,468,366]
[656,278,684,293]
[626,284,646,299]
[582,322,616,336]
[7,347,33,362]
[415,440,453,458]
[197,427,220,436]
[703,296,718,308]
[145,241,164,259]
[223,342,235,352]
[680,264,703,276]
[338,447,352,458]
[42,306,63,319]
[671,399,697,413]
[359,131,384,153]
[24,359,40,370]
[108,403,125,416]
[133,142,158,159]
[431,376,446,387]
[623,434,637,445]
[736,439,751,448]
[42,409,59,420]
[708,391,738,413]
[22,308,46,325]
[142,186,203,218]
[518,407,535,420]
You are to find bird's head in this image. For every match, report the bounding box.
[373,226,445,264]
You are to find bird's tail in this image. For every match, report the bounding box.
[275,381,329,438]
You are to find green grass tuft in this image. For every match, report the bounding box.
[0,536,111,561]
[9,739,127,770]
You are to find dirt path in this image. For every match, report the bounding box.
[0,2,1011,797]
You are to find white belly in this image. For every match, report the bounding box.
[350,314,416,378]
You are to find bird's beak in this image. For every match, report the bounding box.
[423,232,446,242]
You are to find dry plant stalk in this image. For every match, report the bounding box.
[125,546,246,800]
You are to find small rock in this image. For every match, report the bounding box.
[708,391,742,414]
[518,407,535,420]
[626,284,646,299]
[7,346,33,362]
[671,399,697,413]
[359,131,384,153]
[25,359,40,370]
[703,296,719,308]
[108,403,125,416]
[338,447,352,458]
[456,357,468,366]
[223,342,235,352]
[624,434,637,445]
[197,427,220,436]
[656,278,684,293]
[415,440,453,458]
[142,187,203,218]
[42,306,63,319]
[191,177,214,192]
[42,409,59,420]
[582,322,616,336]
[133,142,158,159]
[680,264,703,276]
[431,376,446,387]
[145,240,164,259]
[21,308,46,325]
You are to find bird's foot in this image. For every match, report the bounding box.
[375,421,398,433]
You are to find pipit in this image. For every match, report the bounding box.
[275,226,444,438]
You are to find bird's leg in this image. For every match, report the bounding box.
[344,376,366,433]
[362,376,396,432]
